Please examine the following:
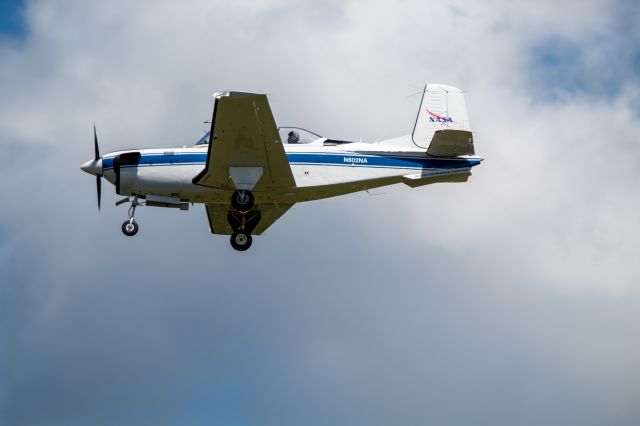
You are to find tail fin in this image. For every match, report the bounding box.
[412,84,474,156]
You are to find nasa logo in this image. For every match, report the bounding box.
[426,109,453,123]
[343,156,368,164]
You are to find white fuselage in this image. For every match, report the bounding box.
[100,135,482,205]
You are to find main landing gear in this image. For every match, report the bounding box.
[231,189,254,211]
[120,195,143,237]
[230,230,252,251]
[228,190,260,252]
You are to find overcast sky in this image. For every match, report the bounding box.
[1,1,639,425]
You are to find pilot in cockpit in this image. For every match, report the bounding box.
[287,131,300,144]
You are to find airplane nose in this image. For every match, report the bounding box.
[81,158,103,176]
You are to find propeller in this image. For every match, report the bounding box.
[94,124,100,160]
[83,126,138,209]
[96,176,101,210]
[94,125,102,210]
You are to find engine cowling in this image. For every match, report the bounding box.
[113,151,141,195]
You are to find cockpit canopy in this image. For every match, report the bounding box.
[278,127,323,144]
[194,127,325,146]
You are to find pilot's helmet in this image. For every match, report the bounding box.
[287,131,300,144]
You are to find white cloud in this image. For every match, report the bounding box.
[1,0,639,425]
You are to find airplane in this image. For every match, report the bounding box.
[81,83,483,251]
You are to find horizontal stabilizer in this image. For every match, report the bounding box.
[427,129,475,157]
[402,169,470,188]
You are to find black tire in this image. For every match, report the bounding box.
[231,190,254,211]
[122,219,139,236]
[230,231,252,251]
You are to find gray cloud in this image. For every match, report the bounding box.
[1,0,639,425]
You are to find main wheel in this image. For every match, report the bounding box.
[231,190,254,211]
[122,219,139,236]
[230,230,252,251]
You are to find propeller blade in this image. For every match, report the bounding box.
[96,175,102,211]
[93,124,100,161]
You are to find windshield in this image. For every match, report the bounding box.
[278,127,323,144]
[195,131,210,146]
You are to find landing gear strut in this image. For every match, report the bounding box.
[227,190,260,251]
[121,195,143,237]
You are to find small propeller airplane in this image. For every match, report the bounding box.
[81,83,483,251]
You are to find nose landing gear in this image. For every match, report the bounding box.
[120,195,144,237]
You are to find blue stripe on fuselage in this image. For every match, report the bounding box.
[101,152,481,171]
[101,153,206,170]
[287,153,478,169]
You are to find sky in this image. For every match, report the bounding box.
[1,0,639,425]
[0,0,25,39]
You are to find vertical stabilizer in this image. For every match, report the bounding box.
[412,84,471,150]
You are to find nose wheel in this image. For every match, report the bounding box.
[122,219,139,236]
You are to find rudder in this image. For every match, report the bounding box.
[412,84,473,154]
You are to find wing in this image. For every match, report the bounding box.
[205,203,294,235]
[193,92,295,191]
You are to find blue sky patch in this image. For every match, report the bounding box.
[526,1,640,104]
[0,0,27,38]
[526,34,640,103]
[632,51,640,74]
[527,38,589,100]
